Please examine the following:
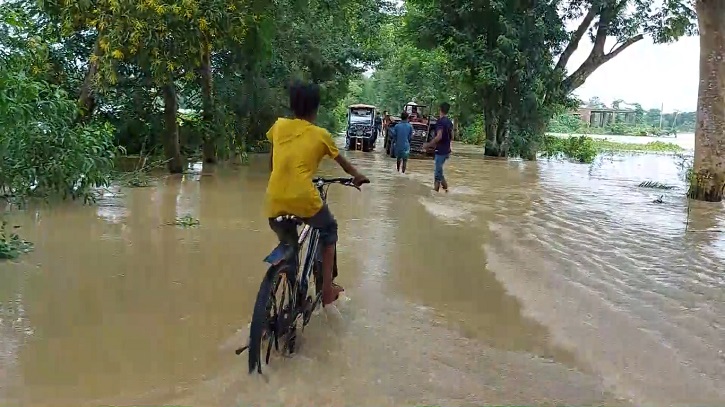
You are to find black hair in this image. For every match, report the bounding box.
[401,111,409,120]
[289,81,320,119]
[440,102,450,115]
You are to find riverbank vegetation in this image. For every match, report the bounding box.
[539,136,684,163]
[0,221,33,260]
[1,0,722,202]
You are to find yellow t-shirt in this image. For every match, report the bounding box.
[264,118,339,218]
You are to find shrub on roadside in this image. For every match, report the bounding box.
[0,69,117,203]
[461,115,484,145]
[540,135,598,163]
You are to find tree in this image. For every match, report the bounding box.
[1,0,392,185]
[407,0,571,157]
[587,96,606,108]
[403,0,698,157]
[555,0,697,94]
[690,0,725,202]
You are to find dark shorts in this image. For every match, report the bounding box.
[268,204,338,247]
[434,153,449,182]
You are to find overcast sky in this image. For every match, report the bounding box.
[567,36,699,112]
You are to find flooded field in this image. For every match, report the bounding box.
[1,141,723,406]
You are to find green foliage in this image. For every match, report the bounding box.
[540,135,685,163]
[0,220,34,260]
[1,0,391,180]
[403,0,574,157]
[357,0,697,158]
[595,140,684,153]
[0,67,117,202]
[460,116,485,145]
[548,114,591,134]
[169,215,200,228]
[0,0,699,191]
[548,106,697,136]
[540,135,598,163]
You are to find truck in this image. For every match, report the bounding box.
[383,102,436,158]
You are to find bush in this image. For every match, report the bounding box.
[547,113,589,134]
[0,69,117,202]
[540,135,598,163]
[461,115,484,145]
[0,220,33,260]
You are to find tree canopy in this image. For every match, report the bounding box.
[0,0,704,202]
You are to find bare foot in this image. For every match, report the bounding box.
[323,285,344,305]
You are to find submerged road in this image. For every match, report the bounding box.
[1,141,723,406]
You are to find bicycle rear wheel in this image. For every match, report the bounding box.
[248,264,294,374]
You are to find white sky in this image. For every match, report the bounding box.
[567,36,699,113]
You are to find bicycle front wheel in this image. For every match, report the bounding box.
[248,264,293,374]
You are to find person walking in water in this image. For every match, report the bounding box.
[423,102,452,192]
[391,111,413,173]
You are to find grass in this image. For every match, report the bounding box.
[0,220,33,260]
[593,139,684,153]
[167,214,200,228]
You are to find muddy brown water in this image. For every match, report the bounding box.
[1,142,724,406]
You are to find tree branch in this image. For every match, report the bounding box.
[555,5,599,72]
[602,34,644,63]
[607,40,622,54]
[562,33,644,92]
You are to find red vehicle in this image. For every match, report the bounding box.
[383,102,436,158]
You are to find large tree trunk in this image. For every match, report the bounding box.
[77,39,101,122]
[199,40,217,163]
[483,109,502,156]
[483,86,512,157]
[162,83,184,174]
[690,0,725,202]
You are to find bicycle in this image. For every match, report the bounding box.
[235,177,367,374]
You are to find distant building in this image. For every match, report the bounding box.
[575,107,637,127]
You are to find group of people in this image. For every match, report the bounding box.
[387,103,453,193]
[263,81,453,307]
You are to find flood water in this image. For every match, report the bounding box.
[1,141,723,406]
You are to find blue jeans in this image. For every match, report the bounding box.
[434,153,449,182]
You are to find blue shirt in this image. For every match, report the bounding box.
[392,120,413,150]
[435,116,453,155]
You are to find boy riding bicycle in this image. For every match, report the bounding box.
[265,81,369,306]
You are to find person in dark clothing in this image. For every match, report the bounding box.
[423,102,453,192]
[373,114,382,146]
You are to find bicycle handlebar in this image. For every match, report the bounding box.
[312,177,369,190]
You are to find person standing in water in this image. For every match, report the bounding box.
[423,102,452,192]
[373,113,382,147]
[391,111,413,173]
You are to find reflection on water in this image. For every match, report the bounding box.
[0,141,723,406]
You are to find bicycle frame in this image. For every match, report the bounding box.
[263,181,332,310]
[243,177,363,371]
